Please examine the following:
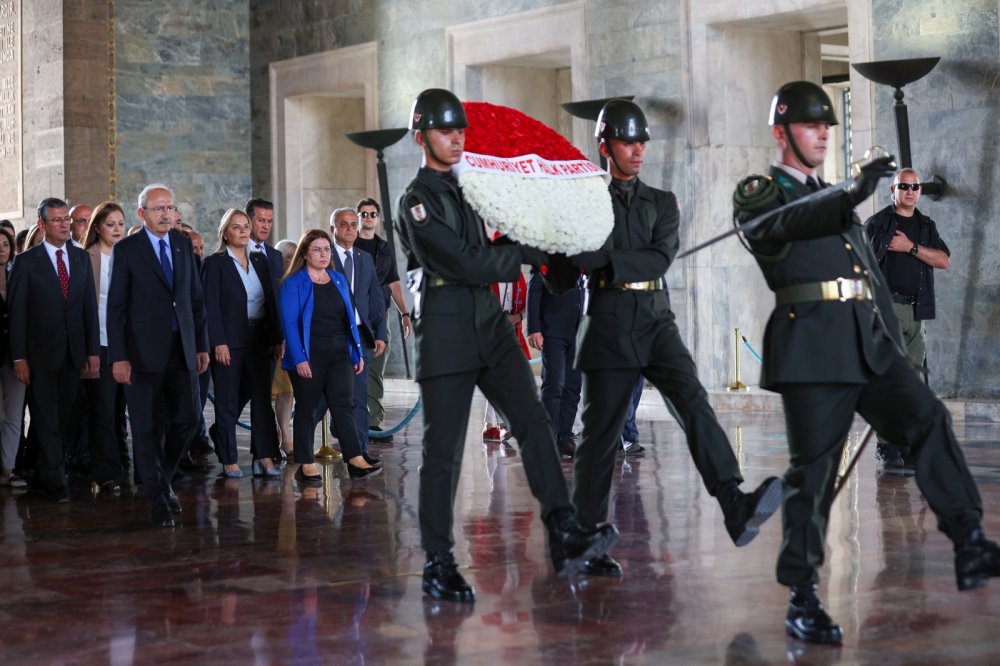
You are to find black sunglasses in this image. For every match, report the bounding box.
[359,211,380,219]
[896,183,921,191]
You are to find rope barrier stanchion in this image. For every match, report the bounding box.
[367,397,422,438]
[727,327,749,391]
[315,414,342,461]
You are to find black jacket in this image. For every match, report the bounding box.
[864,204,948,320]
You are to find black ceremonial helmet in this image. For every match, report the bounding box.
[768,81,839,169]
[595,99,650,142]
[409,88,468,131]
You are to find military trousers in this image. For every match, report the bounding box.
[417,342,572,555]
[776,354,982,587]
[573,319,742,529]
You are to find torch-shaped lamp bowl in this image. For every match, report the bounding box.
[852,57,940,89]
[561,96,635,122]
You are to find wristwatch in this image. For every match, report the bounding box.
[909,243,919,256]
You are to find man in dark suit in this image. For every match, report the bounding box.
[568,100,781,579]
[8,197,100,502]
[733,80,1000,644]
[328,207,386,462]
[525,269,582,459]
[246,198,286,294]
[108,184,209,527]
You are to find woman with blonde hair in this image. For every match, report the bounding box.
[81,202,128,493]
[279,229,378,484]
[202,208,283,478]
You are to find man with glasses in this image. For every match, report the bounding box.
[108,184,209,527]
[69,204,92,248]
[354,198,410,443]
[864,168,950,472]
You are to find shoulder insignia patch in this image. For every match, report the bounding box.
[410,202,427,225]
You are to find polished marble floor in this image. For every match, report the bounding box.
[2,386,1000,665]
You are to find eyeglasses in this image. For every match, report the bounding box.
[359,211,380,219]
[896,183,921,192]
[72,218,89,225]
[143,205,179,214]
[309,247,332,254]
[45,217,72,224]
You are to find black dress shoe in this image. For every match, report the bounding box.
[151,501,177,528]
[51,488,70,504]
[166,490,182,515]
[370,426,394,444]
[362,452,383,467]
[718,477,782,547]
[955,526,1000,591]
[348,463,382,481]
[557,437,576,459]
[423,552,475,602]
[295,466,323,486]
[99,480,122,496]
[785,585,842,644]
[582,553,623,577]
[875,442,915,473]
[545,508,619,575]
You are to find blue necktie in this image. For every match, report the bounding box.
[159,239,174,289]
[344,250,354,291]
[159,239,178,331]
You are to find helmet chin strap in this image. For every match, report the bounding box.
[420,129,447,168]
[784,126,817,170]
[602,139,630,179]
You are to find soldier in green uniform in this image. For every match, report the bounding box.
[733,80,1000,644]
[568,99,783,579]
[397,88,618,603]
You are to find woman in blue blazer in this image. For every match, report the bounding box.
[203,208,283,478]
[280,229,380,484]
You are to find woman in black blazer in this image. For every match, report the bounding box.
[82,203,127,493]
[202,209,282,478]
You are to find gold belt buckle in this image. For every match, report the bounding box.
[835,277,866,301]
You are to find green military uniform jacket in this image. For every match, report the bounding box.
[397,167,524,381]
[576,178,678,370]
[737,166,905,389]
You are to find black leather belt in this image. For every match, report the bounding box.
[890,293,916,305]
[775,278,872,305]
[247,318,266,328]
[594,277,664,292]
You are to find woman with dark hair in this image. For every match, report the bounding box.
[280,229,378,484]
[202,208,282,478]
[81,202,128,493]
[0,226,27,488]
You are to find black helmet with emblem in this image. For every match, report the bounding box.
[768,81,839,127]
[409,88,468,131]
[595,99,650,142]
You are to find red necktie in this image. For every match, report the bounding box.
[56,248,69,300]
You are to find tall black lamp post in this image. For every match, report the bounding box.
[345,127,412,378]
[852,56,947,200]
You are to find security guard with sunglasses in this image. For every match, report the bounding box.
[568,99,783,580]
[864,168,950,470]
[733,80,1000,645]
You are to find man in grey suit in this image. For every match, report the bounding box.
[328,207,387,463]
[108,184,209,527]
[8,197,100,502]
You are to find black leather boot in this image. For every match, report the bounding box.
[785,585,843,644]
[546,508,619,575]
[875,442,915,473]
[582,553,623,577]
[954,525,1000,591]
[422,552,475,602]
[717,477,782,547]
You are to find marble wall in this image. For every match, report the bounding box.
[870,0,1000,398]
[115,0,250,233]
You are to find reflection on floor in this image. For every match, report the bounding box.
[2,393,1000,664]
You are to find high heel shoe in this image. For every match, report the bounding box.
[221,466,244,479]
[295,466,323,486]
[348,463,382,481]
[362,452,383,468]
[252,460,282,478]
